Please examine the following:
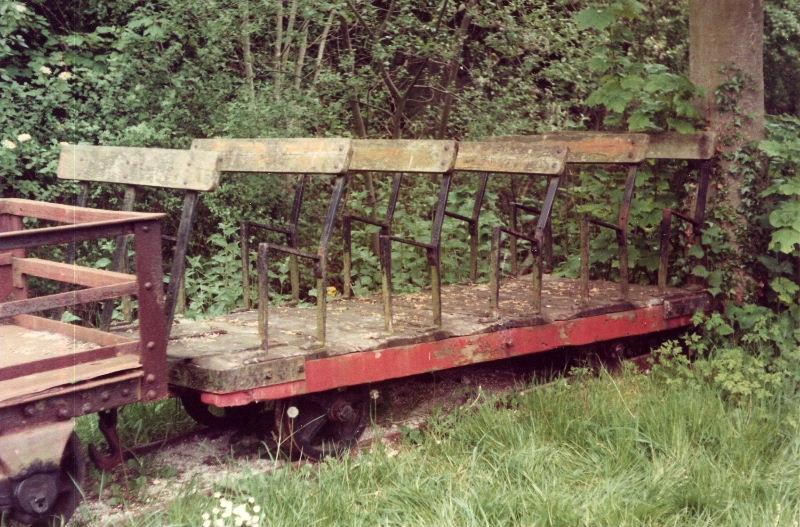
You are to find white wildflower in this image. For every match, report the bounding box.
[2,139,17,150]
[16,133,31,143]
[14,3,26,13]
[202,512,210,521]
[58,71,72,81]
[252,505,261,514]
[39,66,52,75]
[213,492,221,499]
[247,497,255,504]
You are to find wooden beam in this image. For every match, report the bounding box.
[350,139,457,172]
[13,258,136,288]
[58,144,222,191]
[192,138,353,174]
[646,132,717,160]
[455,142,567,174]
[489,133,649,163]
[0,282,137,319]
[0,198,162,225]
[12,314,131,347]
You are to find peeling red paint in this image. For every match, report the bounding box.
[202,305,693,407]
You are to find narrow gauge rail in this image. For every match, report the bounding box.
[1,132,715,524]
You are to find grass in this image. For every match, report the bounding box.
[110,368,800,527]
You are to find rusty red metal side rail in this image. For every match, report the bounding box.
[201,303,697,407]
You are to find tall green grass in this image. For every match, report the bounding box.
[128,370,800,526]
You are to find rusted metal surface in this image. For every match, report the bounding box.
[12,257,135,288]
[0,281,138,319]
[58,144,222,191]
[88,409,124,470]
[200,304,695,406]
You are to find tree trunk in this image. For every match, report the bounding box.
[689,0,765,208]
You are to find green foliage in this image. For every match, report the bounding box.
[575,0,701,132]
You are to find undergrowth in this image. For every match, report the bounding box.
[120,369,800,527]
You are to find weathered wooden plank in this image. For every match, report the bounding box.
[13,314,131,347]
[350,139,457,173]
[58,144,222,191]
[646,132,717,159]
[490,133,649,163]
[192,138,352,174]
[455,142,567,174]
[0,198,140,224]
[0,281,137,318]
[13,257,136,288]
[0,354,140,404]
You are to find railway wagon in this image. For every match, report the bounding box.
[0,185,172,525]
[53,132,716,464]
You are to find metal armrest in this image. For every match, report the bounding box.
[345,214,387,228]
[245,220,293,236]
[511,202,541,215]
[263,243,319,261]
[585,216,623,233]
[444,210,473,224]
[388,236,433,250]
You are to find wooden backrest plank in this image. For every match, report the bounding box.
[455,142,567,174]
[191,138,353,174]
[58,144,221,191]
[350,139,457,173]
[490,133,650,163]
[645,132,717,160]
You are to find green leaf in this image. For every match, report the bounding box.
[768,201,800,230]
[667,118,695,133]
[95,257,111,268]
[770,228,800,253]
[692,264,709,278]
[770,277,800,305]
[777,179,800,196]
[688,244,704,259]
[574,8,616,30]
[61,310,81,323]
[628,111,656,131]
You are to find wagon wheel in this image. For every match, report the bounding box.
[274,390,369,461]
[179,392,268,430]
[11,432,86,527]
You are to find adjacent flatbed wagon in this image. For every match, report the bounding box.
[2,131,715,524]
[0,198,169,525]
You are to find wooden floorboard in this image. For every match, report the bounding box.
[166,275,694,392]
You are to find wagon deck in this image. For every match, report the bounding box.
[164,274,707,397]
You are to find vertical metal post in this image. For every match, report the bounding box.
[580,215,590,305]
[164,191,200,335]
[241,221,251,310]
[342,215,352,298]
[531,247,542,315]
[489,226,501,318]
[100,185,136,331]
[288,175,307,305]
[510,204,519,277]
[66,182,89,265]
[616,165,638,302]
[257,243,269,350]
[133,219,168,400]
[429,173,452,328]
[543,219,553,273]
[314,175,347,347]
[379,235,393,332]
[469,174,489,282]
[658,209,672,292]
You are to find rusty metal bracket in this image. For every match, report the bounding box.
[658,160,712,292]
[580,164,639,304]
[257,175,347,349]
[443,173,489,282]
[490,176,561,317]
[242,175,308,309]
[88,409,124,471]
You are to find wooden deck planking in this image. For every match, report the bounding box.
[166,275,692,392]
[0,324,98,369]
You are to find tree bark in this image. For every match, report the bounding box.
[689,0,765,209]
